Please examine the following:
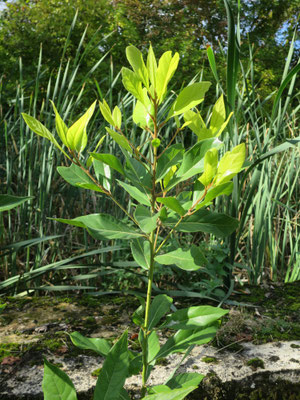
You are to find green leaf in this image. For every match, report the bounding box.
[168,82,211,118]
[119,388,131,400]
[90,153,125,175]
[156,197,185,217]
[22,113,55,142]
[99,99,115,126]
[50,101,68,147]
[156,51,179,102]
[166,373,204,390]
[147,331,160,362]
[55,214,144,240]
[93,331,129,400]
[118,181,151,206]
[147,44,157,88]
[43,358,77,400]
[198,182,233,208]
[131,239,151,270]
[162,306,228,330]
[133,94,154,129]
[67,101,96,152]
[151,326,218,361]
[155,246,206,272]
[57,164,104,192]
[143,385,197,399]
[134,205,159,233]
[210,94,226,134]
[69,331,111,356]
[215,143,246,185]
[0,195,32,212]
[122,67,145,104]
[106,127,132,153]
[132,296,145,326]
[199,148,218,186]
[164,209,238,237]
[126,45,149,88]
[112,106,122,129]
[156,144,184,182]
[148,295,173,330]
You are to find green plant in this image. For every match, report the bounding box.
[22,44,245,399]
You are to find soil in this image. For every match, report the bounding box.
[0,281,299,399]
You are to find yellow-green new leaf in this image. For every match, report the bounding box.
[122,67,145,104]
[22,113,70,159]
[199,148,218,186]
[215,143,246,185]
[99,99,115,126]
[147,44,157,88]
[112,106,122,129]
[156,51,179,103]
[210,94,226,135]
[22,113,55,142]
[126,45,149,88]
[169,82,211,118]
[133,90,154,129]
[50,101,68,147]
[67,101,96,152]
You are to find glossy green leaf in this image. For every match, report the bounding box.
[57,163,104,192]
[119,388,131,400]
[122,67,145,104]
[134,205,159,233]
[156,51,179,102]
[118,181,151,206]
[215,143,246,185]
[155,246,206,272]
[43,358,77,400]
[0,195,32,212]
[112,106,122,129]
[142,385,197,400]
[156,197,185,217]
[168,82,211,118]
[90,153,125,175]
[131,239,151,270]
[126,45,149,87]
[67,101,96,152]
[166,372,204,390]
[147,44,157,88]
[199,148,218,186]
[70,331,111,356]
[151,326,218,361]
[106,127,132,153]
[50,101,68,147]
[55,214,144,240]
[162,306,228,330]
[148,295,173,330]
[164,209,238,237]
[93,331,129,400]
[99,99,115,126]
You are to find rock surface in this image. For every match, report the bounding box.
[0,341,299,399]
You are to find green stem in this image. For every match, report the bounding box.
[141,96,159,398]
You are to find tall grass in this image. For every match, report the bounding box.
[207,0,300,284]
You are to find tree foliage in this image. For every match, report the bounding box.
[0,0,298,102]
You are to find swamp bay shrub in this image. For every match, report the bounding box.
[22,45,245,399]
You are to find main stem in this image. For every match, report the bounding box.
[141,97,158,398]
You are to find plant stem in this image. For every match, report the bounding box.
[141,96,159,397]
